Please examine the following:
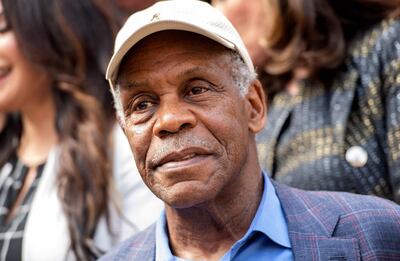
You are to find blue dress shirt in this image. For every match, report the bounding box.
[155,171,294,261]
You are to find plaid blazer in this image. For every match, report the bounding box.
[99,181,400,261]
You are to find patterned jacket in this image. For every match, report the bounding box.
[99,181,400,261]
[256,18,400,202]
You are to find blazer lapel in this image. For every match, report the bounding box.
[329,64,359,142]
[117,224,156,261]
[133,225,156,261]
[274,182,360,261]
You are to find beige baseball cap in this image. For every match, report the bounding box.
[106,0,254,88]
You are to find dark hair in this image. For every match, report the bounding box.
[0,0,122,259]
[260,0,400,98]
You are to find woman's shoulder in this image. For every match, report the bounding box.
[349,18,400,62]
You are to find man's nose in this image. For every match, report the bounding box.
[153,98,197,137]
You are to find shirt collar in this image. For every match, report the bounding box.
[248,171,291,248]
[155,171,291,261]
[155,210,174,261]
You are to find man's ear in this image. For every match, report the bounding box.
[245,79,267,133]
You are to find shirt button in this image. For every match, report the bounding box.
[345,146,368,168]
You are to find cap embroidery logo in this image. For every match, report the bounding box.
[151,13,160,22]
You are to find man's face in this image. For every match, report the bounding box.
[117,31,261,208]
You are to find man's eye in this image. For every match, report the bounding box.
[135,101,152,111]
[188,86,208,95]
[125,99,153,115]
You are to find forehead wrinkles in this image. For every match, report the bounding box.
[130,49,219,75]
[118,31,231,80]
[119,50,233,89]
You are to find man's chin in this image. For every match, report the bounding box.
[165,199,203,209]
[159,182,217,209]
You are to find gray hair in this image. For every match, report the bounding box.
[112,50,257,125]
[111,86,125,124]
[229,51,257,95]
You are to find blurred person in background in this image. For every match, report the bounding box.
[214,0,400,203]
[0,0,162,260]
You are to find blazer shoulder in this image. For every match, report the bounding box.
[275,182,400,259]
[275,181,399,211]
[99,224,156,261]
[332,193,400,259]
[274,181,400,231]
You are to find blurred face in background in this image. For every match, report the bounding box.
[213,0,269,67]
[0,1,51,112]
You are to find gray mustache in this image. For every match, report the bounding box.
[150,135,212,165]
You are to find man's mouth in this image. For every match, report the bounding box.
[152,147,211,170]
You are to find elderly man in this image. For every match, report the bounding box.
[101,1,400,260]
